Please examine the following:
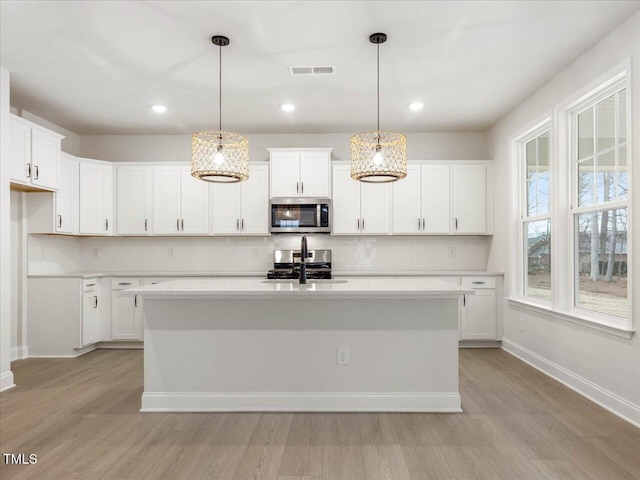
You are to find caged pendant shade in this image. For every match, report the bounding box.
[192,35,249,183]
[351,33,407,183]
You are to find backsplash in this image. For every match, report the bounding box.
[28,234,490,274]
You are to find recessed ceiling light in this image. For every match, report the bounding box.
[151,104,167,114]
[281,103,296,112]
[409,102,424,111]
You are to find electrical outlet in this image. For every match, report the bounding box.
[168,248,174,258]
[448,247,457,257]
[91,248,99,259]
[337,347,350,365]
[520,318,526,332]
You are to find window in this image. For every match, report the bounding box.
[521,129,551,301]
[573,87,628,320]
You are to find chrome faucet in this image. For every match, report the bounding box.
[299,235,308,284]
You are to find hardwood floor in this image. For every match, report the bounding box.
[1,349,638,479]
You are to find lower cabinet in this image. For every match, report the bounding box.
[111,278,142,340]
[459,276,497,341]
[81,291,100,346]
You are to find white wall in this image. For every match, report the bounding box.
[0,67,15,391]
[27,234,490,275]
[487,12,640,425]
[80,132,489,163]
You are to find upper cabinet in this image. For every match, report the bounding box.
[331,163,392,235]
[211,163,269,235]
[9,114,64,191]
[452,164,493,235]
[153,166,210,235]
[79,160,114,235]
[56,154,80,234]
[269,148,331,198]
[116,166,153,235]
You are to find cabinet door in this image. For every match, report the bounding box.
[240,164,269,234]
[331,164,360,234]
[211,182,241,234]
[392,164,422,234]
[180,166,210,234]
[299,151,330,197]
[30,129,60,190]
[56,156,79,234]
[360,182,392,234]
[422,165,451,234]
[80,162,113,235]
[270,152,300,197]
[112,291,141,340]
[460,289,496,340]
[82,292,99,346]
[9,117,30,183]
[153,166,182,234]
[452,165,486,234]
[117,166,152,234]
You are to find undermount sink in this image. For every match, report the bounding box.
[262,279,348,284]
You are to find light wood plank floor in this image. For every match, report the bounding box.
[1,349,638,480]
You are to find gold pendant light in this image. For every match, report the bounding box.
[351,33,407,183]
[192,35,249,183]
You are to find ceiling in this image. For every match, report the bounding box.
[1,1,639,135]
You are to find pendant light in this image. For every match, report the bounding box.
[192,35,249,183]
[351,33,407,183]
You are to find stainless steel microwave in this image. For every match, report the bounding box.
[269,198,331,234]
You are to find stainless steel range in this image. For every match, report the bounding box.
[266,249,332,280]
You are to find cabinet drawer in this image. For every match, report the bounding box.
[461,276,495,289]
[111,278,141,290]
[82,278,98,292]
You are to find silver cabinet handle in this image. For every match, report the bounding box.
[236,219,240,231]
[463,294,466,307]
[105,219,109,231]
[86,283,96,287]
[241,218,244,230]
[357,218,360,231]
[177,219,180,231]
[472,281,485,285]
[118,282,131,286]
[34,165,39,180]
[361,218,364,231]
[422,218,425,230]
[296,182,299,194]
[94,296,98,308]
[418,218,421,230]
[26,163,31,178]
[134,295,138,307]
[455,218,458,230]
[145,219,148,231]
[181,219,184,231]
[301,182,304,194]
[58,215,63,228]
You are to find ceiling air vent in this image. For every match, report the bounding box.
[289,66,335,76]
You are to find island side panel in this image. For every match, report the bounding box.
[141,297,460,412]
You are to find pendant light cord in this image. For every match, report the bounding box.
[377,42,380,133]
[219,43,222,133]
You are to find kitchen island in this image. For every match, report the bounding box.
[128,277,473,412]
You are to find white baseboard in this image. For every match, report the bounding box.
[28,344,97,359]
[141,392,462,413]
[459,340,501,348]
[96,341,143,349]
[10,346,28,361]
[0,371,15,392]
[502,338,640,428]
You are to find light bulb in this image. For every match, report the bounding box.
[373,149,384,166]
[213,149,224,165]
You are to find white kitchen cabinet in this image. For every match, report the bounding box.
[211,163,269,235]
[422,165,451,234]
[56,154,79,234]
[153,166,209,234]
[452,164,488,234]
[460,276,497,341]
[269,148,331,198]
[117,166,153,234]
[81,291,100,346]
[331,163,391,235]
[391,164,422,234]
[111,278,142,341]
[9,114,63,191]
[79,160,113,235]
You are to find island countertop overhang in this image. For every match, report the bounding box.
[125,276,475,299]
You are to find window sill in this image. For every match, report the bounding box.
[507,297,634,339]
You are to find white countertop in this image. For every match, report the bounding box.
[27,270,503,279]
[126,276,475,298]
